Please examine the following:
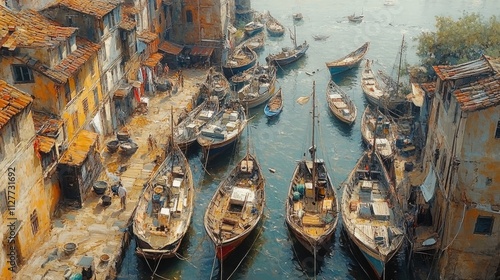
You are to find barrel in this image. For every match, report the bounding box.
[293,191,301,201]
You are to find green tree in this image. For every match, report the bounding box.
[415,13,500,80]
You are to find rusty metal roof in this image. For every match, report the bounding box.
[420,82,436,97]
[37,135,56,153]
[50,0,118,18]
[59,130,99,166]
[190,46,215,57]
[454,73,500,112]
[433,55,500,81]
[0,80,33,130]
[158,41,183,55]
[142,52,163,68]
[0,6,77,50]
[137,30,158,44]
[32,111,63,137]
[119,17,136,31]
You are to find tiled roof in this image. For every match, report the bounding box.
[420,82,436,97]
[137,30,158,43]
[158,41,183,55]
[32,111,63,137]
[0,6,77,50]
[52,38,100,82]
[119,17,136,31]
[37,135,56,153]
[433,55,499,81]
[0,80,33,130]
[454,74,500,112]
[51,0,118,18]
[59,130,99,166]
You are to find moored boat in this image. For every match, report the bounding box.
[222,46,257,78]
[341,149,405,278]
[238,63,277,109]
[238,31,265,52]
[325,42,370,76]
[200,67,231,104]
[197,101,247,161]
[266,26,309,66]
[264,87,283,117]
[204,150,265,260]
[173,96,220,151]
[265,12,285,37]
[360,106,395,160]
[244,21,264,37]
[348,13,364,23]
[326,79,357,125]
[285,81,339,255]
[133,113,194,261]
[360,59,405,110]
[292,13,303,21]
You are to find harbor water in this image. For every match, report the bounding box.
[118,0,497,279]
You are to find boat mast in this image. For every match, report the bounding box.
[311,81,317,202]
[395,35,405,98]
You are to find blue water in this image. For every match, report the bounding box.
[118,1,498,279]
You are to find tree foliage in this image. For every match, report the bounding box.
[415,13,500,80]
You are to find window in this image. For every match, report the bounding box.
[75,76,82,93]
[72,111,79,131]
[12,65,34,83]
[474,216,493,235]
[30,210,39,235]
[93,88,99,108]
[110,11,116,28]
[186,10,193,23]
[64,83,71,103]
[495,121,500,139]
[66,16,74,27]
[41,147,57,170]
[90,63,95,77]
[58,45,64,60]
[82,98,89,116]
[10,122,19,143]
[101,42,107,61]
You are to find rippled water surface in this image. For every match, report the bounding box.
[118,1,497,279]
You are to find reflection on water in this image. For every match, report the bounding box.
[118,0,496,279]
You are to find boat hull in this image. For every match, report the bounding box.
[264,105,282,117]
[222,59,257,78]
[327,62,361,76]
[267,43,309,66]
[214,228,253,260]
[326,42,370,76]
[200,136,239,161]
[240,82,276,109]
[135,238,182,260]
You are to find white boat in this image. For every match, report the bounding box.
[360,106,395,160]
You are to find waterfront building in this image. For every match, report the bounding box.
[419,55,500,279]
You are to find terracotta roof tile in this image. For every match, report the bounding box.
[137,30,158,43]
[0,6,77,49]
[0,80,33,130]
[433,55,499,81]
[59,130,99,166]
[453,74,500,112]
[142,53,163,68]
[50,0,118,18]
[32,111,63,137]
[37,135,56,153]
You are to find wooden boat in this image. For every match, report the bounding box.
[266,26,309,66]
[264,88,283,117]
[342,149,405,278]
[325,42,370,76]
[285,81,339,255]
[265,12,285,37]
[238,63,277,108]
[197,101,247,161]
[222,46,257,78]
[244,21,264,37]
[133,113,194,261]
[326,79,357,125]
[312,34,330,41]
[204,147,265,260]
[173,96,220,151]
[230,64,257,91]
[292,13,303,21]
[360,106,395,160]
[360,59,405,110]
[348,13,364,23]
[238,31,265,52]
[199,67,230,104]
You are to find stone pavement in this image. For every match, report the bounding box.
[15,68,207,280]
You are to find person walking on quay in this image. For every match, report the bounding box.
[118,182,127,210]
[148,134,157,153]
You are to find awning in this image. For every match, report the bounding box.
[59,130,99,167]
[421,166,437,202]
[142,53,164,68]
[158,41,183,56]
[190,46,214,57]
[113,86,131,99]
[32,111,63,138]
[37,135,56,153]
[411,83,424,107]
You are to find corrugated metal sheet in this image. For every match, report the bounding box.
[142,53,163,68]
[32,111,63,137]
[0,80,33,130]
[158,41,183,55]
[37,135,56,153]
[433,55,499,81]
[50,0,118,19]
[0,6,77,49]
[59,130,99,166]
[190,46,214,57]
